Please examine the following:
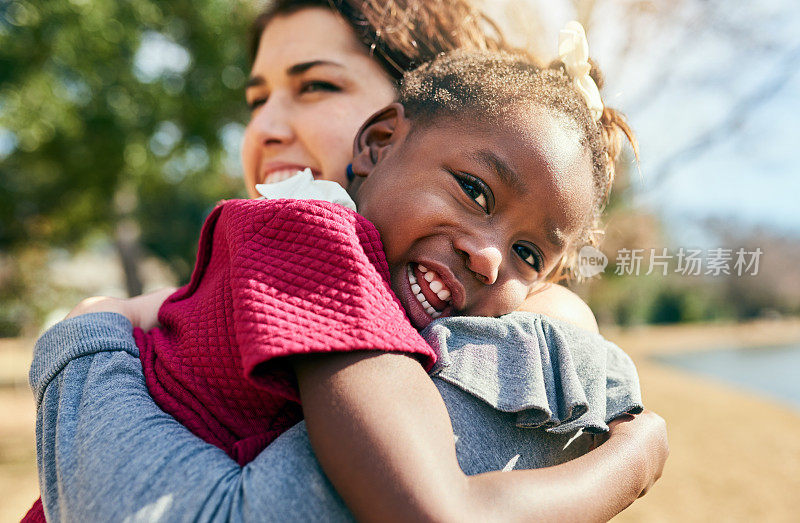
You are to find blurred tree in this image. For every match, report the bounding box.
[710,222,800,319]
[0,0,257,299]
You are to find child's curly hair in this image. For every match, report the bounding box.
[399,50,638,282]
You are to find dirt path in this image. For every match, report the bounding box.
[608,319,800,522]
[0,386,37,522]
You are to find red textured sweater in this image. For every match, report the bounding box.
[136,198,436,465]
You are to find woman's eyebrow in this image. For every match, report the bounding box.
[286,60,344,76]
[246,76,264,88]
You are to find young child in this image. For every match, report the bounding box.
[133,35,640,467]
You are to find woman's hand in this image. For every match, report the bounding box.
[65,287,177,331]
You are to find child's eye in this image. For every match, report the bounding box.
[513,243,543,272]
[300,81,340,94]
[454,173,491,213]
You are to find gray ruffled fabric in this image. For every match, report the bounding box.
[421,312,643,434]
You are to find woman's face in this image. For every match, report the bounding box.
[242,8,398,197]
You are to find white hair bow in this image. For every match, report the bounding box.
[558,21,603,121]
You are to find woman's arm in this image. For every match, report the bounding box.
[32,311,356,522]
[32,313,242,521]
[35,297,666,521]
[294,350,666,522]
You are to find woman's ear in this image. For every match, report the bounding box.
[351,103,409,177]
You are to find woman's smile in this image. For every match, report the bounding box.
[259,162,322,184]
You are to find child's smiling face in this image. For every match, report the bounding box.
[351,104,596,329]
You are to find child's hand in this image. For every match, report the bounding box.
[65,287,177,331]
[607,410,669,498]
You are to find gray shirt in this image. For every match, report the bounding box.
[31,312,642,521]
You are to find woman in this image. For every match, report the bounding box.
[28,1,667,521]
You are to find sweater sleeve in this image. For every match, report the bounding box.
[32,313,355,522]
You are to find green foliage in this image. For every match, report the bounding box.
[0,0,257,279]
[582,271,734,327]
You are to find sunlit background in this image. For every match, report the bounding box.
[1,0,799,520]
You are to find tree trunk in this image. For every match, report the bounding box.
[114,184,143,297]
[115,218,144,297]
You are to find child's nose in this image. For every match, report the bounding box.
[250,94,294,146]
[454,235,503,285]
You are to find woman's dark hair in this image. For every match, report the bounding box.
[400,51,638,282]
[249,0,507,82]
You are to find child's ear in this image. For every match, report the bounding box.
[351,102,409,177]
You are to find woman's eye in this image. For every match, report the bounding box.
[247,97,267,111]
[455,175,489,212]
[300,81,340,94]
[513,243,543,272]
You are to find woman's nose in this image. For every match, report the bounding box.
[454,235,503,285]
[250,95,294,146]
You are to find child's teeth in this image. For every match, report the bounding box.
[415,289,436,316]
[409,264,452,315]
